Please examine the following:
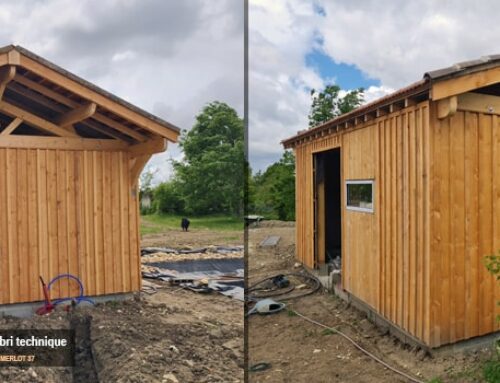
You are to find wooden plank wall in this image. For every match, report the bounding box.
[429,107,500,347]
[374,103,432,344]
[0,148,141,305]
[294,102,433,344]
[342,124,379,310]
[294,135,341,268]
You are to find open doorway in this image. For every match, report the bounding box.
[313,148,341,271]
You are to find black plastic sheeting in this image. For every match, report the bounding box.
[142,258,244,301]
[141,246,243,256]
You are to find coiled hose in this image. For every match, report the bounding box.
[247,272,321,301]
[47,274,95,306]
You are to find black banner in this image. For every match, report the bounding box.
[0,329,75,367]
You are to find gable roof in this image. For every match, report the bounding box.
[0,44,179,143]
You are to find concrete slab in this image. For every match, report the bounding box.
[0,293,134,318]
[259,236,281,247]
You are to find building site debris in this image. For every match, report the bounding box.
[249,362,272,373]
[246,298,286,316]
[142,258,244,301]
[247,272,321,302]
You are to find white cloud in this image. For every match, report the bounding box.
[249,0,324,171]
[318,0,500,89]
[250,0,500,171]
[0,0,243,182]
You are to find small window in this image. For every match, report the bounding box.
[346,180,374,213]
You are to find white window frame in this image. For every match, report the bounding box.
[345,179,375,213]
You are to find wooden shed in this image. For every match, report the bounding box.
[0,45,179,309]
[283,56,500,348]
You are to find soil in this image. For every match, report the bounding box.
[0,228,244,383]
[248,223,495,383]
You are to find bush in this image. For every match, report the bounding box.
[153,181,184,215]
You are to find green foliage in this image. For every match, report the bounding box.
[308,85,364,127]
[485,252,500,322]
[427,378,443,383]
[173,102,244,216]
[153,181,185,215]
[485,252,500,281]
[250,151,295,221]
[483,359,500,383]
[140,214,243,235]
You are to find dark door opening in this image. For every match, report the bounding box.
[313,148,341,270]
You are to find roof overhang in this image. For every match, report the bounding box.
[282,79,430,149]
[0,45,179,146]
[283,54,500,149]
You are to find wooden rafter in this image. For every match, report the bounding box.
[8,82,127,141]
[0,65,15,100]
[1,117,22,135]
[19,54,178,141]
[14,74,149,142]
[0,100,77,137]
[55,101,96,128]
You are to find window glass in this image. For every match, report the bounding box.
[346,181,373,212]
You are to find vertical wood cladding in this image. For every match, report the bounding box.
[0,148,141,305]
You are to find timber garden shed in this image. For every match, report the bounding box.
[0,45,179,310]
[283,56,500,348]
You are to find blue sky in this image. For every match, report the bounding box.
[249,0,500,173]
[305,50,381,90]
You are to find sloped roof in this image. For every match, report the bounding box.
[0,44,180,143]
[283,54,500,148]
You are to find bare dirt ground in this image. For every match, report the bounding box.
[0,228,243,383]
[248,223,494,383]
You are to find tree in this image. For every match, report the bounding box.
[252,151,295,221]
[308,85,364,127]
[139,168,156,215]
[173,102,244,216]
[153,180,185,214]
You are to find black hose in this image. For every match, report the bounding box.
[248,272,321,301]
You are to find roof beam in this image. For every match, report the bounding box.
[129,138,167,156]
[0,65,15,100]
[0,135,128,151]
[8,82,130,140]
[431,66,500,101]
[457,92,500,115]
[437,96,458,119]
[1,117,22,135]
[92,112,148,142]
[13,75,148,142]
[0,100,77,137]
[18,55,179,142]
[55,101,96,128]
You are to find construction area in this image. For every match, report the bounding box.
[0,226,244,382]
[247,221,496,383]
[0,45,243,382]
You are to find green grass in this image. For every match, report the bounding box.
[140,214,243,235]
